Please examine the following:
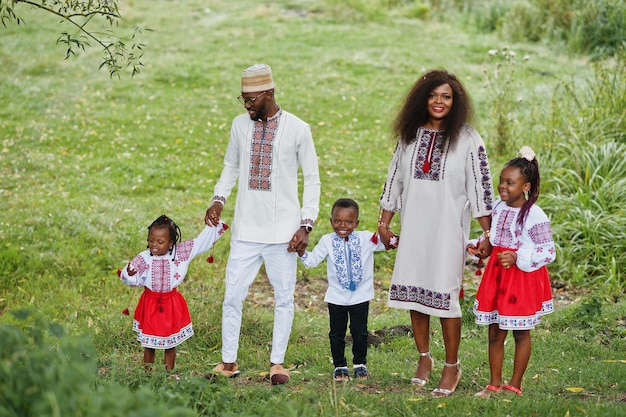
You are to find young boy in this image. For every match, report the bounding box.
[298,198,395,381]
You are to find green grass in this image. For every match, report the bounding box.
[1,0,625,416]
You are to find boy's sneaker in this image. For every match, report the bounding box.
[333,367,350,381]
[353,365,369,379]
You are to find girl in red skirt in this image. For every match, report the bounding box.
[469,146,555,397]
[119,215,227,375]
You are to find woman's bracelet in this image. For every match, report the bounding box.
[378,221,389,229]
[482,229,490,239]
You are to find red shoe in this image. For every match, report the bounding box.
[475,384,502,398]
[502,384,523,396]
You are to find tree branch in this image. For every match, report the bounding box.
[2,0,148,77]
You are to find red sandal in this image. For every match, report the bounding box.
[502,384,523,396]
[475,384,502,398]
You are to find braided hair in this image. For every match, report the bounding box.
[503,155,540,230]
[147,214,182,260]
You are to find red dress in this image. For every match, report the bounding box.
[474,203,555,330]
[119,223,228,349]
[133,288,193,348]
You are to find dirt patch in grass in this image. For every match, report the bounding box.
[248,261,583,314]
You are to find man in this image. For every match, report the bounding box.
[205,64,321,385]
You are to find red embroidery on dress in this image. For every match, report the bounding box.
[175,240,194,262]
[528,222,553,245]
[151,259,171,292]
[413,129,445,181]
[132,256,150,275]
[493,208,515,247]
[422,131,437,173]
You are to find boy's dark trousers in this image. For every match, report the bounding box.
[328,301,369,367]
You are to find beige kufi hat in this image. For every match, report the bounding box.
[241,64,274,93]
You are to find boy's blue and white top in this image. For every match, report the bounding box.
[299,231,386,306]
[119,222,228,291]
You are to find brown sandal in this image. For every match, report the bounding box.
[207,362,240,378]
[269,364,290,385]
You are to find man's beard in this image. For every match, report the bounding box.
[249,106,266,121]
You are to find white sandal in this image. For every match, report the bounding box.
[410,351,434,387]
[431,361,461,397]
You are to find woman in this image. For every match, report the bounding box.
[378,69,493,397]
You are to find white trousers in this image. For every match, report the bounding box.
[221,239,297,365]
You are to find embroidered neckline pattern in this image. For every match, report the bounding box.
[150,259,171,292]
[331,234,364,291]
[413,128,446,181]
[248,109,282,191]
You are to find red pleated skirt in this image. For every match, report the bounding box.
[474,246,554,330]
[132,288,194,349]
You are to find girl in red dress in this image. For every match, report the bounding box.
[119,215,227,376]
[469,146,555,397]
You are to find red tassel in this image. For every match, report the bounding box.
[423,161,430,173]
[121,283,137,317]
[207,242,216,263]
[370,233,379,244]
[459,288,465,300]
[475,258,484,276]
[208,223,229,262]
[120,268,131,315]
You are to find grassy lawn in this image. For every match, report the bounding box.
[1,1,624,416]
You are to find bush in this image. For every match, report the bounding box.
[537,52,626,295]
[543,141,626,294]
[539,0,625,58]
[444,0,626,58]
[0,309,195,417]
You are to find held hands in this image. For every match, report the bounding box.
[466,243,481,258]
[205,202,223,227]
[378,225,399,250]
[467,236,493,259]
[497,251,517,269]
[288,227,309,256]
